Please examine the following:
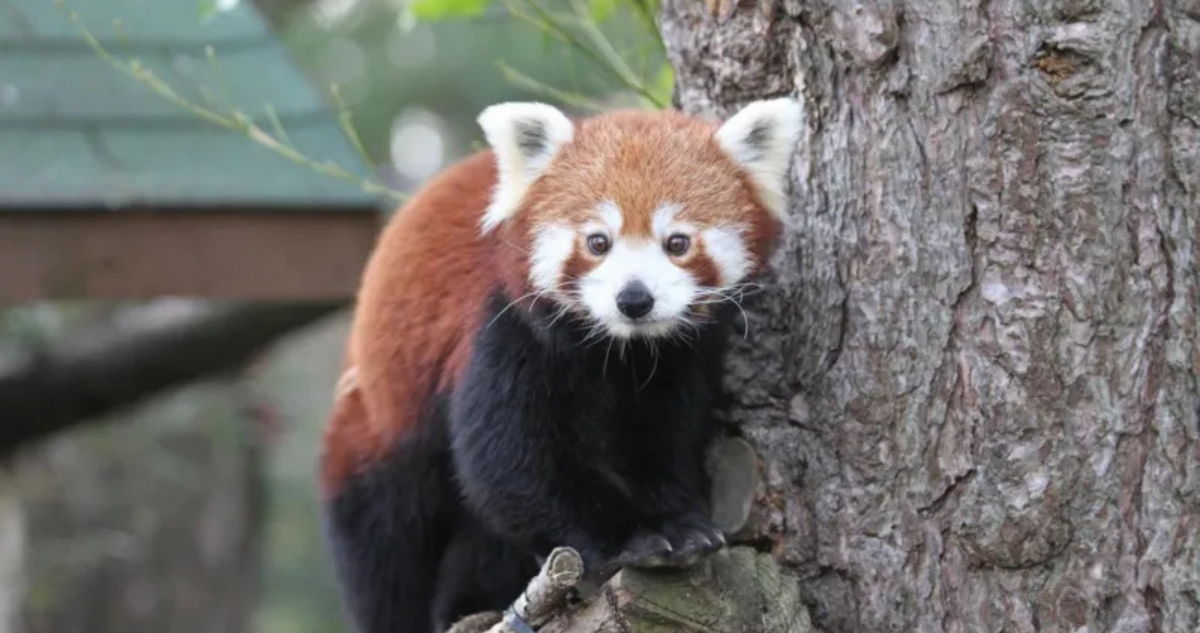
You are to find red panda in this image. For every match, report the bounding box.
[320,99,803,633]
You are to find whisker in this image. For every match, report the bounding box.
[500,238,531,255]
[691,282,758,339]
[543,303,573,329]
[602,338,615,378]
[580,323,608,346]
[484,290,542,330]
[731,301,750,339]
[637,340,660,390]
[667,321,699,350]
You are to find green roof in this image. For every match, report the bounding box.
[0,0,383,210]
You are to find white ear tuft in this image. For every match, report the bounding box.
[715,98,804,221]
[477,102,575,233]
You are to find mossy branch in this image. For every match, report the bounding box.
[447,547,813,633]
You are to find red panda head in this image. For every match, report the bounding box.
[477,99,803,340]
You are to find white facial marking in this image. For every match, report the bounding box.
[529,202,757,340]
[579,239,697,339]
[477,102,574,234]
[652,203,680,237]
[702,225,752,286]
[581,201,622,246]
[599,200,623,234]
[529,223,575,294]
[652,203,698,241]
[715,98,804,222]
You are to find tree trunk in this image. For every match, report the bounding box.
[661,1,1199,631]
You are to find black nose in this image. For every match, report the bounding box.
[616,281,655,319]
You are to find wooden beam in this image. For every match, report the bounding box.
[0,209,382,304]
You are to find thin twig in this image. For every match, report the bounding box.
[56,2,405,202]
[567,0,645,91]
[503,0,666,108]
[495,61,609,112]
[329,84,377,172]
[262,104,293,147]
[504,546,586,628]
[447,547,586,633]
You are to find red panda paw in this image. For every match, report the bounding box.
[611,515,725,570]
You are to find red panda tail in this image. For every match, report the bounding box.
[319,367,452,633]
[319,366,373,496]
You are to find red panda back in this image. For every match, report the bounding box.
[320,150,502,494]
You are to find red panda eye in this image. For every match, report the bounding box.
[665,234,690,256]
[587,234,610,255]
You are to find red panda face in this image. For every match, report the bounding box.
[478,100,803,340]
[525,198,764,339]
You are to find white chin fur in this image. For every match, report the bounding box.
[579,240,697,340]
[603,318,680,340]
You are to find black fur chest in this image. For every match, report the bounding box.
[462,294,730,470]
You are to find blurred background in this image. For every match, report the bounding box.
[0,1,666,631]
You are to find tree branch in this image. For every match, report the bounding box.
[547,547,812,633]
[0,300,342,456]
[448,546,812,633]
[448,547,587,633]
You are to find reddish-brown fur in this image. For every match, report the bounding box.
[516,111,775,238]
[320,151,504,494]
[320,109,780,496]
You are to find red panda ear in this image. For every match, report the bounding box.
[477,102,575,233]
[715,98,804,222]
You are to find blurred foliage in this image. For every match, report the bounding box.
[55,3,405,202]
[408,0,492,19]
[270,0,669,168]
[198,0,242,22]
[404,0,661,30]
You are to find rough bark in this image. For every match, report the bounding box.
[662,1,1199,632]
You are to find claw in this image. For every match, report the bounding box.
[612,516,726,571]
[613,532,674,568]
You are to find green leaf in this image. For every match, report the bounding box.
[197,0,239,22]
[589,0,619,24]
[397,6,420,32]
[629,0,662,35]
[409,0,494,20]
[631,0,662,17]
[650,63,673,107]
[197,0,218,21]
